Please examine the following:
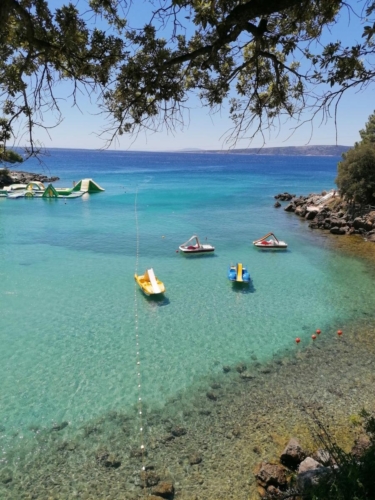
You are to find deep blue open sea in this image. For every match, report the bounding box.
[1,149,375,468]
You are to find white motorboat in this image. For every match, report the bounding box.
[179,235,215,254]
[253,232,288,249]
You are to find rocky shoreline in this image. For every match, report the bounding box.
[0,169,59,188]
[274,190,375,242]
[254,432,370,498]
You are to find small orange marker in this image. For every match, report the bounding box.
[337,330,343,336]
[316,329,321,334]
[295,337,301,343]
[312,334,317,340]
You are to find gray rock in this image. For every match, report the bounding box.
[353,217,365,229]
[236,362,247,373]
[206,391,217,401]
[140,470,160,487]
[297,466,332,493]
[256,462,288,488]
[284,203,295,212]
[330,226,346,235]
[351,434,371,457]
[280,438,306,468]
[51,421,68,431]
[151,480,175,498]
[295,206,307,217]
[305,210,318,220]
[0,468,12,484]
[171,426,187,437]
[189,453,202,465]
[298,457,321,473]
[312,449,333,466]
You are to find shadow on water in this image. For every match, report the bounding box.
[139,290,170,306]
[231,281,256,294]
[177,252,218,259]
[253,248,290,254]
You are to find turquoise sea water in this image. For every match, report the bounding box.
[1,150,375,463]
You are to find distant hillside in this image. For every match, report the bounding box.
[202,145,350,156]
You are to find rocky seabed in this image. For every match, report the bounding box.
[1,319,375,500]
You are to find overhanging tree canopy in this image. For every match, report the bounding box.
[336,111,375,205]
[2,0,375,160]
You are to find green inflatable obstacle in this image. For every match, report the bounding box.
[42,184,59,198]
[72,179,105,193]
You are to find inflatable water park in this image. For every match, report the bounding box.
[0,178,105,199]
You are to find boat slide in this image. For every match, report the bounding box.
[146,268,161,294]
[236,263,243,282]
[134,268,166,296]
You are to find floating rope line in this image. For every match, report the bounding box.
[134,189,146,474]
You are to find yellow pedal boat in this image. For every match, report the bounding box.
[134,268,166,296]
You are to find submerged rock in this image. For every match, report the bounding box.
[0,468,12,484]
[51,421,68,432]
[151,480,175,498]
[171,426,187,437]
[235,362,247,373]
[206,391,218,401]
[189,453,202,465]
[140,470,160,487]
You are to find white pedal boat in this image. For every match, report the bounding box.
[253,232,288,249]
[179,235,215,254]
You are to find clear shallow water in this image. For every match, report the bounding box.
[1,150,375,460]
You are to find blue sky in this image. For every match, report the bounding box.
[25,1,375,151]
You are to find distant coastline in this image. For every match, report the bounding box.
[180,145,350,156]
[7,145,351,157]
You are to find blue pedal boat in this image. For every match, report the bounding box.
[228,263,251,283]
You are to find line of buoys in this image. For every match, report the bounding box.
[294,328,343,344]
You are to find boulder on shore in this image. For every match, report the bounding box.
[256,462,288,488]
[280,438,306,468]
